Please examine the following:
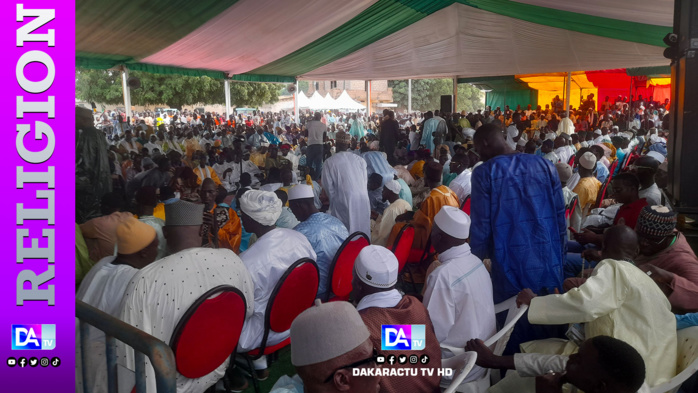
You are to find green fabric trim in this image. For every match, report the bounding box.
[76,0,238,61]
[245,0,452,77]
[626,66,671,76]
[457,0,670,47]
[127,63,226,79]
[230,74,296,83]
[486,89,538,110]
[76,54,227,79]
[458,75,516,84]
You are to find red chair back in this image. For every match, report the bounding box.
[252,258,318,356]
[326,232,370,300]
[391,224,415,273]
[595,178,611,209]
[461,195,471,215]
[565,196,578,220]
[170,285,246,379]
[268,258,319,333]
[608,160,619,179]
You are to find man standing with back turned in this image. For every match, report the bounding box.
[470,123,567,352]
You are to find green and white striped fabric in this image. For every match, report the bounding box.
[76,0,672,81]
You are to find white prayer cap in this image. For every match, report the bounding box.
[579,151,597,170]
[288,184,314,201]
[434,205,471,240]
[646,151,666,163]
[240,190,282,226]
[517,139,527,147]
[620,132,632,140]
[291,299,370,367]
[354,245,398,288]
[594,129,602,135]
[546,133,556,141]
[463,128,476,139]
[384,179,402,195]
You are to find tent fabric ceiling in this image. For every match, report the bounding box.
[301,4,668,81]
[140,0,379,76]
[75,0,672,81]
[511,0,674,27]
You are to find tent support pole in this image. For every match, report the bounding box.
[121,67,132,121]
[565,71,571,118]
[366,80,371,116]
[224,79,231,120]
[408,79,412,113]
[453,77,458,113]
[294,79,299,124]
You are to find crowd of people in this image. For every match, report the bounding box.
[74,93,697,393]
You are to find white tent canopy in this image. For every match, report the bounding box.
[297,92,311,108]
[333,90,366,110]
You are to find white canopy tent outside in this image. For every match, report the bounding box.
[333,90,366,111]
[297,91,311,108]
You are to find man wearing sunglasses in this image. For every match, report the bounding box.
[291,300,381,393]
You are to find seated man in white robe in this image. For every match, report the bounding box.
[371,180,410,247]
[515,225,676,388]
[77,217,159,393]
[423,206,496,382]
[117,200,255,393]
[447,152,472,203]
[466,335,650,393]
[238,190,317,378]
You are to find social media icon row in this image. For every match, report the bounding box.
[7,357,60,368]
[375,354,429,365]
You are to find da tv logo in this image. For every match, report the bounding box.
[381,325,425,351]
[11,325,56,350]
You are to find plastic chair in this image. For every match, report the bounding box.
[391,224,415,274]
[594,177,611,209]
[565,196,578,220]
[608,160,619,180]
[440,296,529,392]
[170,285,247,379]
[245,258,319,391]
[324,232,370,302]
[461,195,471,215]
[443,352,478,393]
[650,326,698,393]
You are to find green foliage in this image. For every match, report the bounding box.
[298,80,309,94]
[388,79,484,113]
[76,68,282,109]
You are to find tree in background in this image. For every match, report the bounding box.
[76,69,282,109]
[388,79,484,113]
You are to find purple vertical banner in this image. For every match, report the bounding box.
[0,0,75,392]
